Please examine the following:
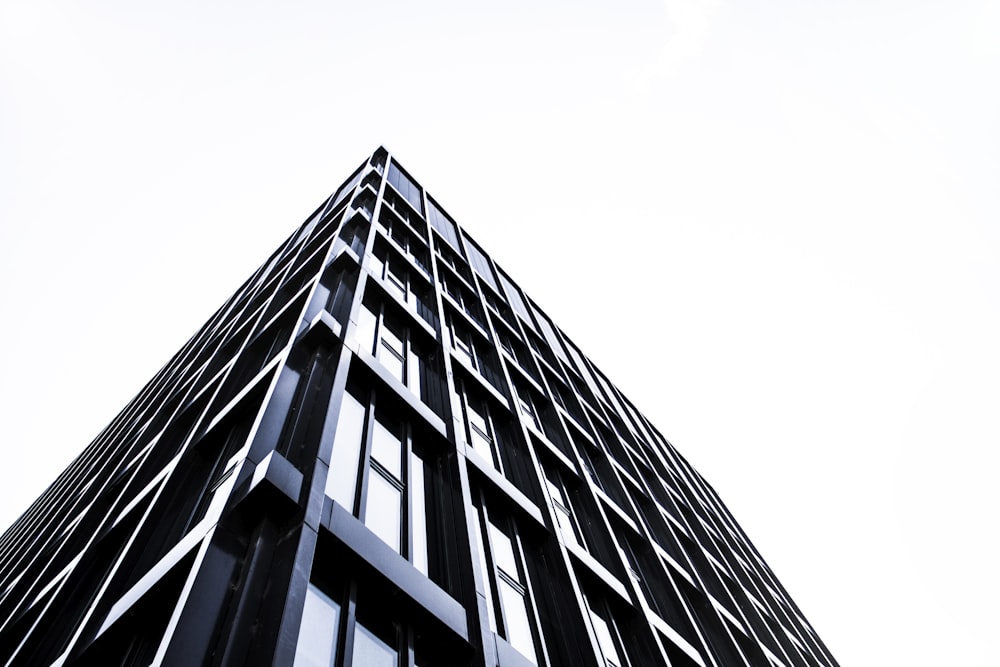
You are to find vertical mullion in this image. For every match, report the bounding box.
[340,582,359,667]
[402,423,412,563]
[354,391,376,521]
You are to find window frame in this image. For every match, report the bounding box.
[544,470,587,551]
[473,498,546,665]
[325,388,429,573]
[354,301,424,398]
[460,387,502,471]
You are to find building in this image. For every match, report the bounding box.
[0,147,838,667]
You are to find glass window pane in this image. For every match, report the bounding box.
[355,306,377,355]
[556,506,580,548]
[380,326,404,355]
[499,580,537,664]
[326,394,365,511]
[488,523,518,578]
[589,609,623,667]
[386,260,407,294]
[469,428,494,466]
[407,350,423,399]
[365,471,402,552]
[293,584,339,667]
[466,397,489,434]
[377,342,405,383]
[452,327,473,365]
[352,621,398,667]
[472,516,497,631]
[426,198,460,251]
[411,454,428,575]
[464,236,499,292]
[498,272,532,327]
[370,419,402,479]
[546,477,566,505]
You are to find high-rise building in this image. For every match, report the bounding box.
[0,147,838,667]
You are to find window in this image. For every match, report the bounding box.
[484,288,516,329]
[368,242,436,329]
[353,620,398,667]
[512,382,541,431]
[439,273,485,328]
[462,390,500,469]
[449,316,476,370]
[326,392,366,511]
[324,389,429,574]
[498,270,533,328]
[294,584,341,667]
[525,330,556,367]
[495,329,540,382]
[387,162,424,215]
[426,197,462,252]
[436,244,472,283]
[292,579,456,667]
[473,502,543,664]
[587,595,629,667]
[333,163,366,207]
[354,302,423,398]
[305,262,358,328]
[448,314,504,391]
[463,235,499,292]
[529,304,570,366]
[377,209,430,273]
[338,214,369,256]
[544,470,586,550]
[370,242,413,304]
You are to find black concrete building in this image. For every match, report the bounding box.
[0,148,838,667]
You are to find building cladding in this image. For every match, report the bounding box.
[0,147,838,667]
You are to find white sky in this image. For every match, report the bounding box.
[1,1,998,665]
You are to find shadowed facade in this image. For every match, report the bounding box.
[0,148,838,667]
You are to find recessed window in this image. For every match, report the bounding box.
[587,594,630,667]
[353,301,423,395]
[474,501,543,664]
[544,470,586,550]
[512,382,541,431]
[293,584,341,667]
[386,163,424,216]
[353,621,398,667]
[324,388,431,574]
[461,388,501,471]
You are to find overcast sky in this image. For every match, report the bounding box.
[2,1,998,665]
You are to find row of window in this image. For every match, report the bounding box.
[0,149,835,667]
[335,188,830,664]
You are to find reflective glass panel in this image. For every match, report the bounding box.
[499,579,537,664]
[377,341,405,383]
[407,351,423,399]
[488,523,518,578]
[411,454,428,575]
[293,584,339,667]
[370,419,402,479]
[365,471,402,552]
[471,517,496,631]
[385,260,407,296]
[381,326,404,356]
[353,621,398,667]
[453,329,474,368]
[355,306,377,355]
[466,401,488,435]
[469,428,495,466]
[589,608,623,667]
[326,393,365,511]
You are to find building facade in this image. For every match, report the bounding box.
[0,148,838,667]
